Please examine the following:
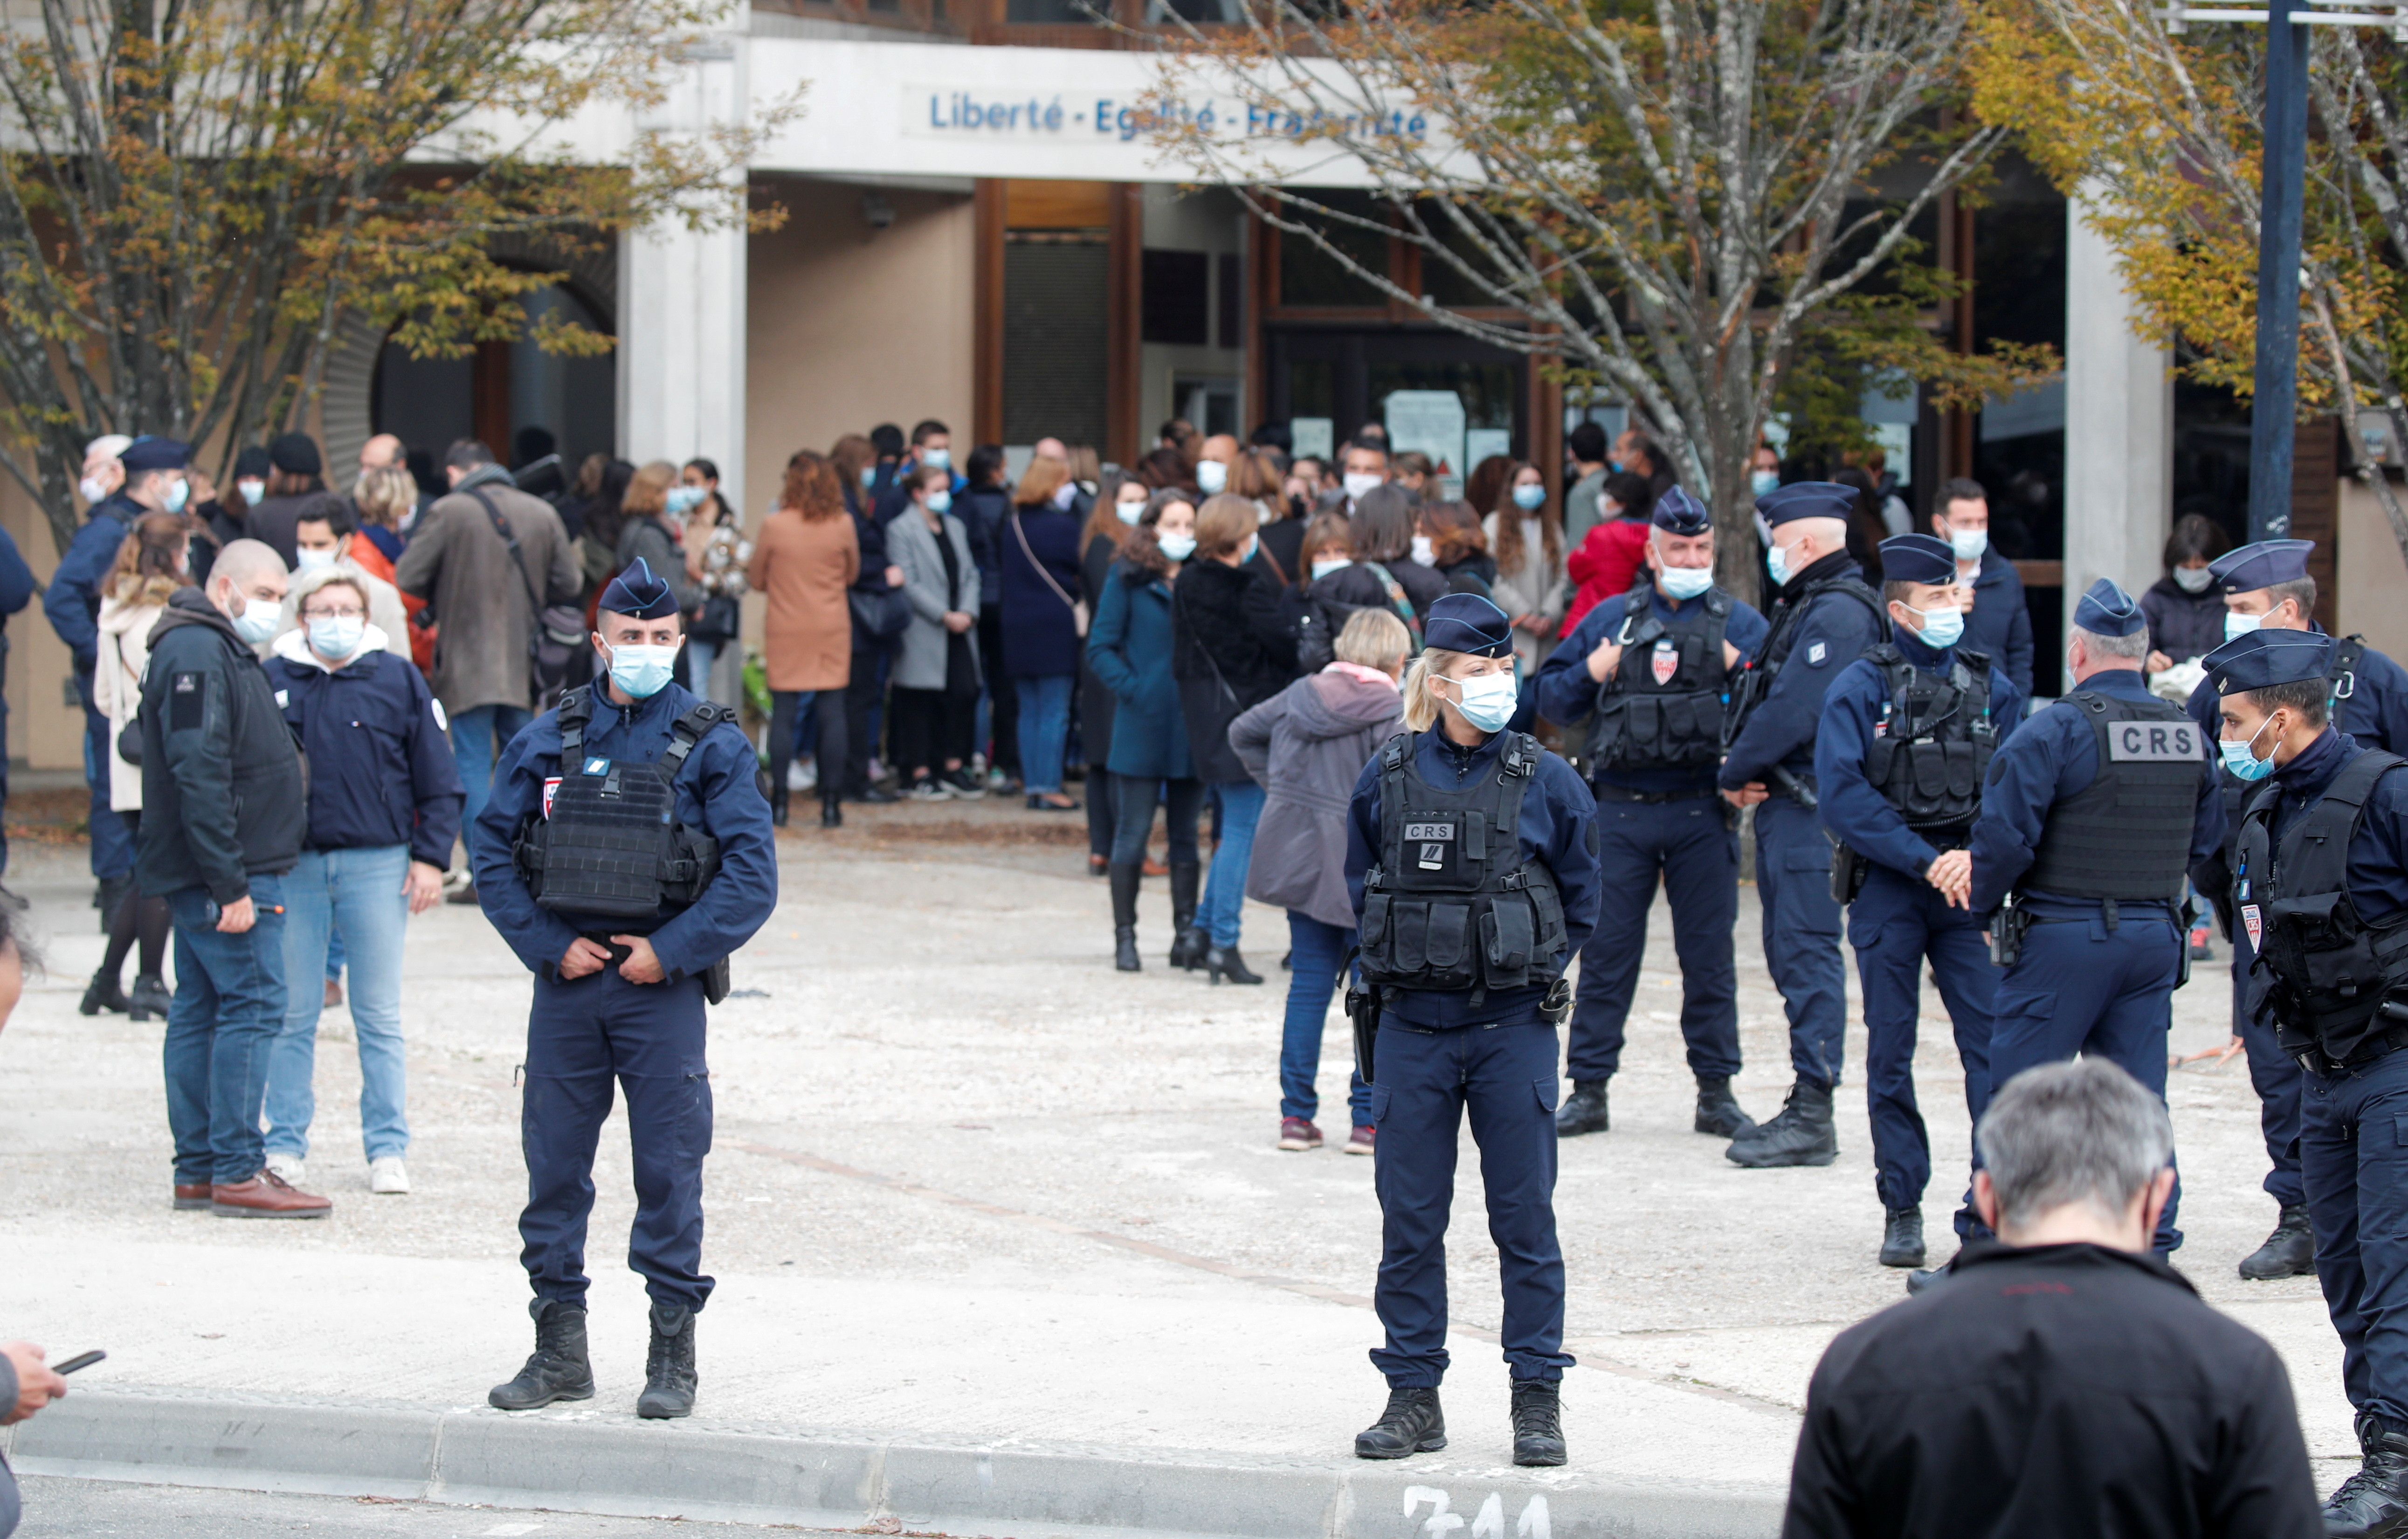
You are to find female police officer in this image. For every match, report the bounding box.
[1345,592,1601,1467]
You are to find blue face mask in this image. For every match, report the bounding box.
[164,476,191,514]
[1511,483,1546,511]
[1750,469,1780,498]
[665,485,705,516]
[926,490,952,515]
[1906,603,1964,650]
[921,447,951,471]
[1657,561,1713,601]
[2221,717,2279,781]
[1766,539,1793,586]
[1446,669,1519,734]
[1157,531,1197,562]
[605,640,679,699]
[860,466,877,490]
[2225,607,2275,642]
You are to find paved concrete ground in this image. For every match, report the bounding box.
[0,793,2360,1528]
[17,1476,842,1537]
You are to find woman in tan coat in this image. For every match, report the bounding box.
[748,449,860,828]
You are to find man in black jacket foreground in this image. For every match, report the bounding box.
[1782,1058,2319,1539]
[138,538,327,1220]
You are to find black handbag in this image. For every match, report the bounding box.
[849,586,911,639]
[694,591,741,642]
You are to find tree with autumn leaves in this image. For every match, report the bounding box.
[0,0,784,555]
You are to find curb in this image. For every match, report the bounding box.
[4,1387,1786,1538]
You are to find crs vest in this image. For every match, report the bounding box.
[1721,573,1886,752]
[2237,747,2408,1060]
[1859,643,1998,842]
[2022,691,2204,904]
[1358,731,1568,998]
[1584,584,1732,772]
[513,687,730,921]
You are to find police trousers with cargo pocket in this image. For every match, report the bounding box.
[1368,1016,1573,1387]
[2302,1044,2408,1428]
[518,966,715,1314]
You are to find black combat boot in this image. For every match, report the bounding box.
[488,1299,595,1410]
[770,785,790,828]
[1879,1207,1926,1269]
[2238,1202,2316,1281]
[820,794,843,829]
[1554,1080,1608,1138]
[1353,1385,1445,1459]
[1905,1263,1951,1297]
[128,973,173,1022]
[1725,1079,1838,1168]
[1167,862,1206,968]
[1109,863,1143,972]
[1510,1379,1566,1467]
[1694,1076,1753,1137]
[1204,945,1263,985]
[2323,1413,2408,1536]
[636,1300,698,1419]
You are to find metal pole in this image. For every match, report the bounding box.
[2246,0,2311,540]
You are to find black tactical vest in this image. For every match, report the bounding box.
[1358,730,1568,998]
[513,687,729,921]
[1721,573,1885,752]
[1859,643,1998,842]
[1584,584,1732,771]
[2022,691,2204,904]
[2237,746,2408,1060]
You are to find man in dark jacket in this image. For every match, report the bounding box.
[1781,1057,2320,1539]
[138,538,326,1220]
[1932,478,2035,695]
[1,1337,67,1539]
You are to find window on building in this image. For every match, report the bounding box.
[1142,249,1210,345]
[1005,0,1106,21]
[1276,189,1391,308]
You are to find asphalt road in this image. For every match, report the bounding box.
[15,1477,849,1537]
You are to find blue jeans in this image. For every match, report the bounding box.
[1015,674,1073,794]
[266,846,411,1162]
[162,875,289,1185]
[1282,912,1372,1125]
[1199,780,1266,947]
[450,704,534,840]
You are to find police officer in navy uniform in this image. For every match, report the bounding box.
[1533,486,1765,1140]
[2183,540,2408,1283]
[1345,593,1601,1468]
[472,557,777,1419]
[1718,483,1889,1166]
[1943,579,2220,1290]
[1816,534,2025,1270]
[2207,627,2408,1535]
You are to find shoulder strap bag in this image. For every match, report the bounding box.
[466,486,585,708]
[1012,511,1089,637]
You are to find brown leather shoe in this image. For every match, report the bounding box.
[212,1168,332,1219]
[173,1183,212,1211]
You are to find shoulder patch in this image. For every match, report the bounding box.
[169,671,204,731]
[1806,641,1828,665]
[431,698,448,732]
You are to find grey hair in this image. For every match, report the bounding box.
[2073,624,2150,661]
[1976,1059,2173,1232]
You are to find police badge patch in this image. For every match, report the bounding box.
[1652,639,1678,686]
[1807,641,1828,665]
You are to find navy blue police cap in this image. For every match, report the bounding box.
[2203,627,2335,695]
[1756,481,1856,527]
[2073,577,2147,638]
[1423,592,1515,658]
[120,436,190,472]
[600,556,682,620]
[1878,533,1956,586]
[2210,539,2314,596]
[1650,485,1710,536]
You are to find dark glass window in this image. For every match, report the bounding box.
[1276,190,1390,308]
[1142,249,1210,345]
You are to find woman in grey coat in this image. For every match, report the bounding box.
[1228,605,1410,1156]
[887,464,985,799]
[614,461,702,616]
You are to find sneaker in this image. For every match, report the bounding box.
[906,777,952,802]
[986,768,1012,794]
[1278,1117,1324,1151]
[264,1153,307,1185]
[945,767,987,800]
[786,759,816,792]
[1345,1125,1376,1156]
[368,1156,410,1195]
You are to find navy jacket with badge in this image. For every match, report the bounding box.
[43,492,141,670]
[469,677,777,983]
[1967,666,2222,917]
[1533,581,1769,796]
[2250,727,2408,926]
[264,633,463,869]
[1718,551,1887,792]
[135,588,309,902]
[1958,546,2035,696]
[1817,630,2025,879]
[1343,728,1603,1029]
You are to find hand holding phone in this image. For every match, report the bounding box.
[52,1349,105,1375]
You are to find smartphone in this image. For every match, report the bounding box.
[52,1350,104,1375]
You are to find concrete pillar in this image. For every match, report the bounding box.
[618,36,750,518]
[2060,186,2173,690]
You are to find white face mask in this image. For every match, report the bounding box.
[1444,670,1519,733]
[1948,527,1988,562]
[1195,460,1228,495]
[235,478,266,505]
[306,614,366,660]
[294,547,337,573]
[2173,564,2215,594]
[1410,535,1436,566]
[78,476,108,504]
[1311,557,1352,581]
[1115,498,1144,526]
[1157,531,1197,562]
[225,590,280,646]
[1656,559,1713,601]
[1343,472,1382,501]
[2225,608,2265,642]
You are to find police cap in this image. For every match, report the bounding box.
[1423,592,1515,658]
[600,556,682,620]
[1650,485,1711,536]
[2209,538,2314,596]
[2072,577,2146,638]
[120,437,190,472]
[1757,481,1856,527]
[1878,533,1956,586]
[2204,627,2334,695]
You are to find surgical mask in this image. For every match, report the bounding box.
[1411,535,1435,566]
[294,547,336,574]
[2172,564,2215,594]
[1051,482,1078,511]
[605,641,679,699]
[1511,483,1546,511]
[1750,469,1780,498]
[921,447,951,471]
[1343,472,1382,501]
[665,485,705,516]
[306,614,365,659]
[1195,460,1228,495]
[1116,498,1144,526]
[926,490,952,515]
[1766,539,1794,586]
[163,477,190,514]
[78,476,107,504]
[1906,603,1965,649]
[1241,534,1259,564]
[860,466,877,489]
[1311,557,1351,580]
[235,478,265,506]
[2225,608,2265,642]
[1948,528,1988,562]
[1445,670,1519,734]
[2221,716,2279,782]
[1157,531,1197,562]
[1657,562,1713,601]
[227,593,280,647]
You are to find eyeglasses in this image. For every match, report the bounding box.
[302,607,364,621]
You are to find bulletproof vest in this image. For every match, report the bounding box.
[2021,691,2203,904]
[1859,643,1997,841]
[1584,584,1731,771]
[1720,573,1886,751]
[513,687,729,921]
[2237,747,2408,1060]
[1357,730,1568,999]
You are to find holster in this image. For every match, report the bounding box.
[1346,981,1380,1084]
[1541,976,1573,1027]
[1830,842,1869,906]
[1990,903,2029,969]
[2176,894,2199,989]
[703,956,731,1005]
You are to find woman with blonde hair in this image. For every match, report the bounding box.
[1340,591,1601,1468]
[748,450,860,828]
